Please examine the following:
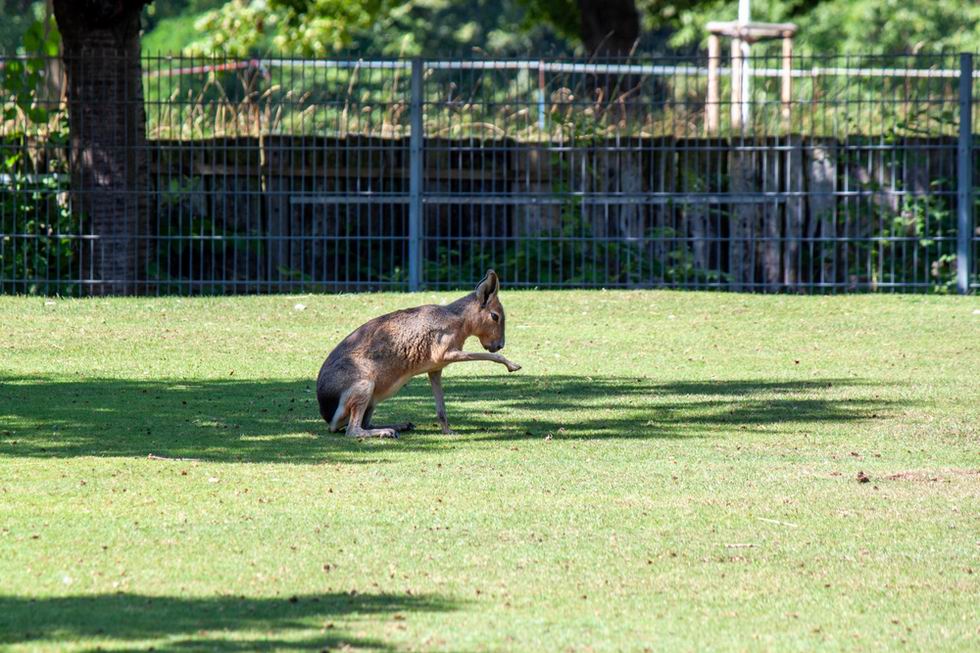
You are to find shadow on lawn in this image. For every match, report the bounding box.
[0,374,895,463]
[0,591,455,651]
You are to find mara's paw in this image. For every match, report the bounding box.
[506,362,522,373]
[349,427,399,439]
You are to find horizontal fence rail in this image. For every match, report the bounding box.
[0,53,976,295]
[127,58,980,78]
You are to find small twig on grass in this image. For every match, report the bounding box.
[757,517,799,528]
[147,453,200,462]
[724,543,756,549]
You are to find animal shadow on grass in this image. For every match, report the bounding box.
[410,375,895,442]
[0,374,895,462]
[0,591,455,651]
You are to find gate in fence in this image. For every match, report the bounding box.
[0,53,977,294]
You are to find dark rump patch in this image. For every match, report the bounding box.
[317,390,339,424]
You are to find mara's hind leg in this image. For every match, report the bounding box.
[362,405,415,434]
[344,381,399,439]
[324,396,347,433]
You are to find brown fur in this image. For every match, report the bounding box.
[316,270,520,438]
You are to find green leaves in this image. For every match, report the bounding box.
[21,16,60,57]
[1,12,60,127]
[668,0,980,54]
[183,0,391,56]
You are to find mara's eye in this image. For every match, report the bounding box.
[490,312,500,322]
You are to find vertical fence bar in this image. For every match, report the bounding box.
[408,57,424,291]
[957,53,974,295]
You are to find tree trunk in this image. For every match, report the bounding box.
[52,0,150,295]
[577,0,639,56]
[577,0,640,105]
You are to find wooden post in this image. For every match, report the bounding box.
[781,34,793,129]
[707,21,797,136]
[808,142,838,288]
[730,37,744,131]
[682,149,711,274]
[729,148,756,291]
[263,136,291,287]
[762,142,781,290]
[706,34,720,135]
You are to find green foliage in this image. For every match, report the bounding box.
[183,0,387,56]
[874,188,959,293]
[0,151,77,295]
[349,0,562,57]
[142,11,211,53]
[669,0,980,54]
[144,0,572,57]
[142,0,980,58]
[183,0,279,56]
[1,13,74,295]
[515,0,580,42]
[144,0,226,26]
[140,1,227,53]
[0,0,46,54]
[1,17,59,125]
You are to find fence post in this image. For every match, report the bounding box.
[730,38,743,131]
[957,53,974,295]
[706,34,720,135]
[408,57,424,292]
[780,32,793,128]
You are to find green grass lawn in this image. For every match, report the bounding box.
[1,291,978,652]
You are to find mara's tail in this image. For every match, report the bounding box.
[317,389,339,426]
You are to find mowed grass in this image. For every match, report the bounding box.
[0,291,978,652]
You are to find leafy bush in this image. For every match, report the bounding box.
[0,15,75,295]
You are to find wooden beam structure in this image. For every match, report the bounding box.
[705,21,798,134]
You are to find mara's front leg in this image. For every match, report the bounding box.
[442,350,521,372]
[428,370,454,435]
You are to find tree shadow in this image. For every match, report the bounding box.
[0,374,897,463]
[421,376,894,443]
[0,591,456,651]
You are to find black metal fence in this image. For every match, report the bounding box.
[1,53,977,294]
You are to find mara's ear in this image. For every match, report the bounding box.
[475,269,500,306]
